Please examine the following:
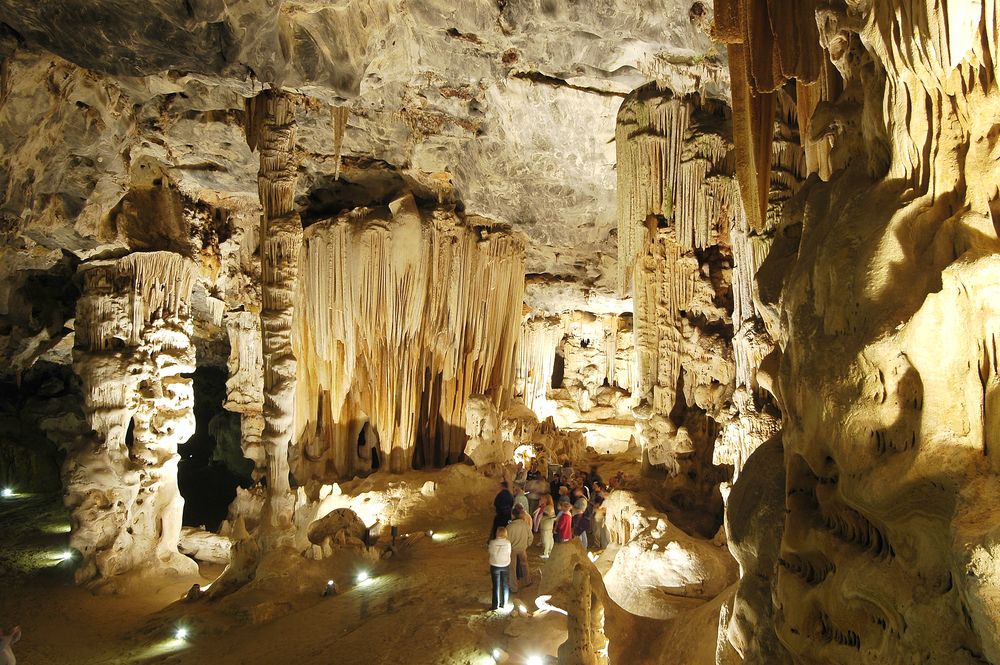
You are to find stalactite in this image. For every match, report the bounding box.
[68,251,198,585]
[224,310,265,478]
[514,316,563,412]
[245,88,302,547]
[292,194,525,481]
[616,85,742,293]
[331,104,348,180]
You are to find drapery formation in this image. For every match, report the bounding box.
[68,251,198,585]
[292,193,525,480]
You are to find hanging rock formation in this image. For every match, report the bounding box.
[67,251,198,585]
[616,86,744,526]
[292,193,525,480]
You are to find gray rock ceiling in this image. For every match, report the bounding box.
[0,0,728,314]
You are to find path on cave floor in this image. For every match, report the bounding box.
[0,494,567,665]
[140,515,567,665]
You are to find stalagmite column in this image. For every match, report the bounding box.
[68,251,198,585]
[245,89,302,546]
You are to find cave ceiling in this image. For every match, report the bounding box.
[0,0,727,318]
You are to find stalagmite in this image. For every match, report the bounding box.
[292,195,525,480]
[68,251,199,585]
[245,89,302,547]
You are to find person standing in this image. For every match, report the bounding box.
[513,485,530,515]
[492,481,514,538]
[0,626,21,665]
[554,500,573,544]
[590,483,608,550]
[585,465,604,491]
[534,494,556,558]
[488,527,512,611]
[506,505,534,591]
[571,487,590,549]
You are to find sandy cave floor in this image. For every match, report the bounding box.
[0,452,725,665]
[0,485,574,665]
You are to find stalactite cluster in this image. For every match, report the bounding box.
[67,251,198,585]
[223,310,265,477]
[514,316,563,413]
[292,193,525,481]
[616,85,739,294]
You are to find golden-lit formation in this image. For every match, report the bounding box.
[0,1,998,664]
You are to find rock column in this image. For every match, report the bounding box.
[68,251,198,585]
[245,89,302,547]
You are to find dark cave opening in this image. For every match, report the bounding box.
[177,366,253,531]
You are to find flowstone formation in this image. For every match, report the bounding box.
[293,193,525,480]
[716,1,1000,663]
[68,251,199,585]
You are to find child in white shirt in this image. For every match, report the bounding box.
[488,527,512,610]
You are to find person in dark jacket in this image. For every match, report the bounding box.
[491,480,514,538]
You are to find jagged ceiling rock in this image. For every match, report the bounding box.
[0,0,728,326]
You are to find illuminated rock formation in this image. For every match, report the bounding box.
[514,312,637,453]
[67,251,198,585]
[244,89,303,547]
[292,194,525,480]
[616,87,743,524]
[718,1,1000,662]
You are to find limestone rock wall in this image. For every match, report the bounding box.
[718,1,1000,662]
[292,194,525,480]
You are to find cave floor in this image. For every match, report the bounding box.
[0,491,567,665]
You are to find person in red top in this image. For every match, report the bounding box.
[554,500,573,543]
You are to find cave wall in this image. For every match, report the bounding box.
[718,1,1000,662]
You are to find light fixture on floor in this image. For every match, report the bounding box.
[59,550,74,562]
[1,488,13,498]
[174,626,189,641]
[526,656,544,665]
[323,579,337,597]
[356,571,372,586]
